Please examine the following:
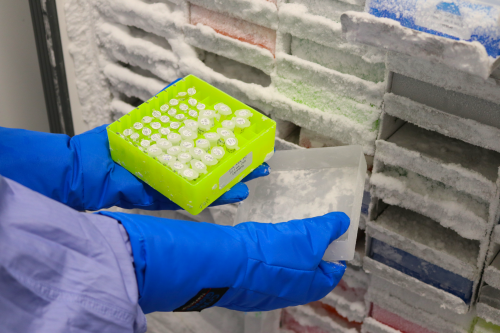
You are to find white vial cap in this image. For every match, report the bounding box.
[175,114,186,121]
[204,132,220,145]
[217,128,235,138]
[235,109,252,118]
[180,128,196,140]
[151,122,162,130]
[159,154,176,164]
[160,127,171,136]
[142,128,152,136]
[211,147,225,160]
[182,168,199,180]
[142,116,153,123]
[180,139,194,151]
[234,117,250,128]
[140,139,151,148]
[178,152,192,164]
[123,128,134,136]
[221,120,235,131]
[190,147,205,159]
[184,119,198,131]
[188,110,198,118]
[225,137,238,150]
[198,117,212,130]
[196,103,206,111]
[187,87,196,96]
[168,109,177,116]
[160,104,169,112]
[179,103,189,111]
[216,103,232,116]
[196,138,210,150]
[130,133,140,140]
[167,146,182,156]
[133,122,143,130]
[201,153,218,166]
[167,132,182,144]
[170,122,181,130]
[177,92,187,97]
[160,116,170,123]
[151,133,162,142]
[188,98,197,106]
[147,145,162,157]
[169,99,179,106]
[191,159,207,174]
[157,138,173,151]
[169,161,186,173]
[152,110,162,118]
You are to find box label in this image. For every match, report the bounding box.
[219,152,252,189]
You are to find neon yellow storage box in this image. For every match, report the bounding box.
[107,75,276,215]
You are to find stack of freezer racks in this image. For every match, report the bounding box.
[63,0,500,332]
[107,75,275,214]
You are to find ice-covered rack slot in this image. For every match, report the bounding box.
[341,11,500,79]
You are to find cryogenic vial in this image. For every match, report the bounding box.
[175,114,186,121]
[169,99,179,106]
[160,127,171,136]
[151,122,162,130]
[201,153,218,166]
[142,127,152,137]
[133,122,143,130]
[167,146,182,156]
[215,103,232,118]
[160,115,170,124]
[235,109,252,118]
[211,146,225,160]
[184,119,198,132]
[179,103,189,112]
[234,117,250,134]
[159,154,176,165]
[140,139,151,148]
[196,138,210,150]
[142,116,153,123]
[157,138,173,151]
[178,152,192,164]
[182,168,199,181]
[151,133,162,142]
[188,98,197,106]
[180,128,196,140]
[152,110,162,118]
[130,133,140,141]
[217,128,235,145]
[187,87,196,95]
[168,109,177,116]
[169,160,186,173]
[200,109,216,119]
[198,117,212,133]
[221,119,235,131]
[180,139,195,151]
[167,132,182,145]
[225,137,239,152]
[189,147,205,160]
[160,104,169,112]
[191,159,207,174]
[196,103,206,111]
[188,110,198,119]
[147,145,163,157]
[123,128,134,136]
[204,132,220,147]
[177,92,187,97]
[169,122,181,130]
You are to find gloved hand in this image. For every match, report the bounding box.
[0,125,269,211]
[99,210,350,313]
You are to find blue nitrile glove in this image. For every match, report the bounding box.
[0,125,269,211]
[99,210,350,314]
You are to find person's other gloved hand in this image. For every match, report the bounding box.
[99,210,350,313]
[0,125,269,211]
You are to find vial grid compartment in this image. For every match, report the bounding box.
[107,75,276,215]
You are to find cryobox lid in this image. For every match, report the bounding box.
[235,146,367,261]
